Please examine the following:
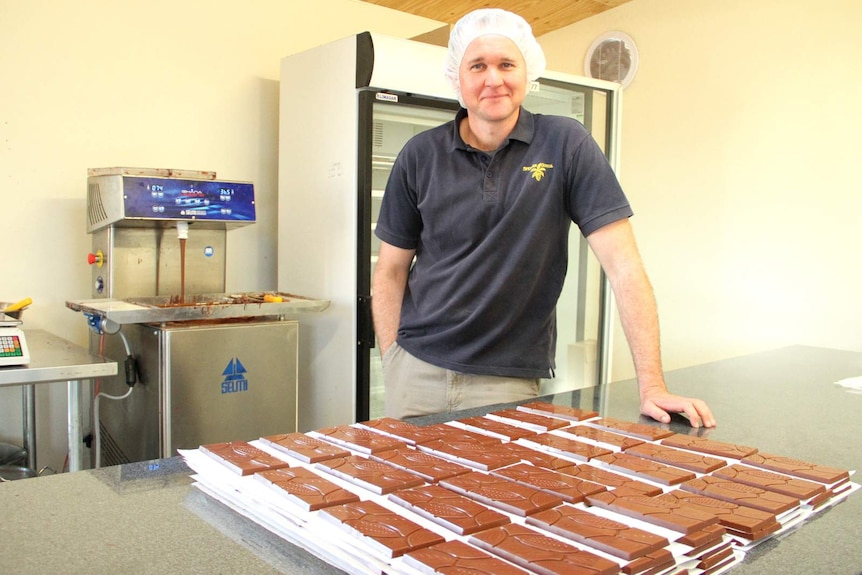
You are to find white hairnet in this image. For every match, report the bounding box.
[444,8,547,106]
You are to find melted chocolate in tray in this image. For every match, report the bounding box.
[319,499,444,558]
[388,483,511,535]
[259,433,349,463]
[199,441,291,476]
[315,454,424,494]
[469,523,620,575]
[255,467,360,511]
[526,504,669,560]
[404,539,531,575]
[440,470,564,517]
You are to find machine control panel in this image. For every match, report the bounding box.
[0,327,30,367]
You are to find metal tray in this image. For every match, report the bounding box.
[66,291,330,325]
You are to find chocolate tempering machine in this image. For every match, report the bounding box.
[67,168,328,467]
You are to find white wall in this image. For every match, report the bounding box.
[0,0,442,471]
[539,0,862,381]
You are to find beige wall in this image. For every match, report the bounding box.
[0,0,442,470]
[539,0,862,381]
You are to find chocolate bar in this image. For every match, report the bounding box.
[672,523,726,551]
[319,499,444,558]
[259,433,350,463]
[680,475,800,514]
[526,504,669,560]
[313,425,407,454]
[588,418,674,441]
[356,417,446,445]
[559,464,664,497]
[255,467,360,511]
[404,540,531,575]
[740,452,850,485]
[559,426,645,451]
[622,442,727,474]
[315,454,424,494]
[504,442,580,475]
[522,433,613,462]
[712,463,826,500]
[199,441,291,476]
[492,462,607,503]
[439,471,564,517]
[421,424,505,445]
[371,448,471,483]
[623,548,674,575]
[656,489,780,539]
[516,402,599,421]
[660,434,757,459]
[585,490,719,534]
[388,484,510,535]
[469,523,620,575]
[488,408,572,431]
[417,439,521,471]
[593,452,696,486]
[456,416,539,440]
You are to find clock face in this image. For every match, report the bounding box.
[585,31,639,88]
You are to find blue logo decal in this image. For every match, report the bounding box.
[221,358,249,394]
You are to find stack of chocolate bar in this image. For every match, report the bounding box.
[182,402,856,575]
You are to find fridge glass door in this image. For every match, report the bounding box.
[362,80,617,419]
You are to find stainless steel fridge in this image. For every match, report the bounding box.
[278,32,622,430]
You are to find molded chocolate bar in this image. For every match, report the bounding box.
[356,417,446,445]
[488,408,572,432]
[593,452,696,486]
[259,433,350,463]
[517,402,599,422]
[418,439,521,471]
[313,425,408,454]
[588,418,675,441]
[456,416,539,440]
[559,426,645,451]
[674,524,726,553]
[388,484,511,535]
[315,454,424,494]
[585,490,719,534]
[422,424,505,445]
[255,467,360,511]
[622,442,727,474]
[680,475,800,514]
[656,490,780,539]
[660,433,758,459]
[492,462,607,503]
[559,465,664,497]
[469,523,621,575]
[199,441,291,476]
[740,452,850,485]
[522,434,613,462]
[439,471,564,517]
[712,463,826,500]
[622,548,674,575]
[504,442,580,475]
[404,539,531,575]
[526,505,669,560]
[371,448,472,483]
[319,499,444,558]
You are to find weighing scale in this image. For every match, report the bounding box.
[0,314,30,367]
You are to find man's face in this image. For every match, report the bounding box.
[458,34,528,123]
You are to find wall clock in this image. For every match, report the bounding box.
[585,31,639,89]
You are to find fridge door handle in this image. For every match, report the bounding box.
[357,295,375,348]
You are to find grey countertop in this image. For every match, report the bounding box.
[1,345,861,574]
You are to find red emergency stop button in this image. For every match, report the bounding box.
[88,250,105,267]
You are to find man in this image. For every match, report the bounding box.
[372,8,715,428]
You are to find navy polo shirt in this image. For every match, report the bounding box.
[375,107,632,378]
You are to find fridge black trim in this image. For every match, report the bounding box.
[355,89,460,422]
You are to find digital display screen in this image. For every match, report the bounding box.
[122,177,255,222]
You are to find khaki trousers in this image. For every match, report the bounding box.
[382,342,541,420]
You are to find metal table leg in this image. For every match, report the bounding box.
[67,380,83,471]
[22,384,36,471]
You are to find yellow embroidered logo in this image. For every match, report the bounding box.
[523,162,554,181]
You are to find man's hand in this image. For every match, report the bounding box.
[640,387,716,428]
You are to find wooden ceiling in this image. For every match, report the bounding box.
[359,0,635,37]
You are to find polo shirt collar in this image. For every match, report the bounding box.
[451,106,535,152]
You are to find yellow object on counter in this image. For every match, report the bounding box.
[263,294,283,303]
[2,297,32,313]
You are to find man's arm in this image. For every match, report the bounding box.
[586,219,716,428]
[372,241,416,355]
